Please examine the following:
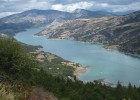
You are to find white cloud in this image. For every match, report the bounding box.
[80,1,140,12]
[52,1,93,12]
[22,1,51,10]
[0,0,140,18]
[1,0,19,1]
[0,12,17,18]
[0,5,5,9]
[109,2,140,12]
[51,1,140,13]
[0,0,52,18]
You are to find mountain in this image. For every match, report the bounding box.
[113,10,136,15]
[0,9,114,36]
[37,10,140,55]
[0,9,73,24]
[0,9,73,36]
[73,9,114,18]
[0,9,114,24]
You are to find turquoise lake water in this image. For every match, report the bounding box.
[14,27,140,86]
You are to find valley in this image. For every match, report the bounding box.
[14,27,140,86]
[37,10,140,56]
[0,9,139,56]
[0,9,140,85]
[0,8,140,100]
[0,9,114,36]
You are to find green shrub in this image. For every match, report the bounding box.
[0,38,35,81]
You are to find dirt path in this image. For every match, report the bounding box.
[29,87,57,100]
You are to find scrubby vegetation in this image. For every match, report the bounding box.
[40,55,74,77]
[0,83,15,100]
[0,38,140,100]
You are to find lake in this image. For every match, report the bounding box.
[14,27,140,86]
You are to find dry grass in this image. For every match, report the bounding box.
[0,84,15,100]
[46,53,56,62]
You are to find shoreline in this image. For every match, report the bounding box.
[61,61,87,78]
[33,48,88,78]
[29,36,140,79]
[124,52,140,58]
[74,66,87,78]
[44,37,140,58]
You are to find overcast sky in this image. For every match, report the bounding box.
[0,0,140,18]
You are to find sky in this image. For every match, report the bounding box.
[0,0,140,18]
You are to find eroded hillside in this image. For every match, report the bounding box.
[37,10,140,55]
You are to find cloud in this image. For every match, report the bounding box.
[52,1,140,12]
[52,1,93,12]
[89,2,140,12]
[0,12,16,18]
[0,0,140,18]
[0,0,51,12]
[110,2,140,12]
[0,0,52,17]
[0,5,5,9]
[51,0,140,5]
[1,0,19,1]
[22,1,51,11]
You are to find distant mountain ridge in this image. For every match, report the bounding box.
[0,9,139,55]
[0,9,115,35]
[73,9,114,18]
[0,9,73,24]
[0,9,114,24]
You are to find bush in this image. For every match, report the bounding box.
[0,38,34,80]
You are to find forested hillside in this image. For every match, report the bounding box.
[0,38,140,100]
